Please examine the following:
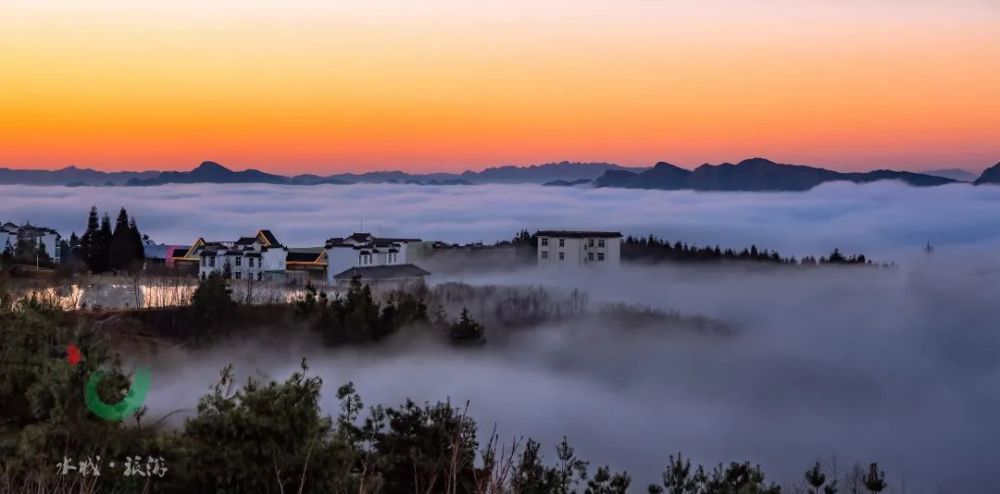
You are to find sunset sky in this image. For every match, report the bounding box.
[2,0,997,173]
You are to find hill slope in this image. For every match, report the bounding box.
[126,161,288,186]
[974,162,1000,185]
[595,158,955,191]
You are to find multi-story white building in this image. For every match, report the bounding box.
[180,229,288,281]
[1,221,62,262]
[536,230,622,267]
[324,232,428,286]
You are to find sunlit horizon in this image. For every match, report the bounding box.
[2,0,997,174]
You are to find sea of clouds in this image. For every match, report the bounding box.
[4,182,1000,491]
[1,181,999,260]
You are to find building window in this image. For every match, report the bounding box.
[588,239,594,247]
[201,257,206,267]
[235,257,242,267]
[588,252,594,261]
[249,258,255,267]
[598,253,605,261]
[541,251,549,259]
[558,239,565,247]
[235,272,242,280]
[541,238,549,247]
[558,252,565,261]
[257,272,262,281]
[209,257,215,268]
[598,239,605,247]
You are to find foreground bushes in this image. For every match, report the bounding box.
[1,283,890,494]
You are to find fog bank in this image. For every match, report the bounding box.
[2,181,1000,258]
[143,258,1000,492]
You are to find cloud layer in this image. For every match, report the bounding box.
[143,260,1000,492]
[2,181,1000,260]
[5,182,1000,490]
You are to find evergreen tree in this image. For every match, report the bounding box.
[862,463,886,493]
[98,212,113,272]
[1,239,12,267]
[805,461,827,494]
[190,272,237,328]
[129,217,145,268]
[109,207,134,271]
[449,308,485,344]
[80,206,101,272]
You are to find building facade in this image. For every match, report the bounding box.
[1,222,62,263]
[176,229,288,281]
[535,230,622,267]
[324,232,427,286]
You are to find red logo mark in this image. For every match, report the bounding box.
[66,344,82,366]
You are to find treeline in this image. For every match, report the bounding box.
[503,230,887,268]
[0,236,54,269]
[181,272,486,346]
[295,276,485,345]
[0,292,893,493]
[623,235,887,267]
[68,206,146,273]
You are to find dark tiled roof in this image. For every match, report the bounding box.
[333,263,430,281]
[287,251,323,263]
[168,245,191,258]
[258,229,280,246]
[376,237,421,243]
[235,236,257,245]
[348,232,373,243]
[536,230,623,239]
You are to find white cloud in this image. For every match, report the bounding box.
[1,181,999,260]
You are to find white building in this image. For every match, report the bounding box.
[1,221,62,262]
[324,232,428,286]
[182,229,288,281]
[536,230,622,267]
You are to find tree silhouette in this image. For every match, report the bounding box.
[862,463,887,493]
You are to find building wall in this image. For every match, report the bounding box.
[198,255,218,278]
[537,235,621,267]
[40,232,60,262]
[326,241,415,285]
[261,247,287,272]
[325,247,357,285]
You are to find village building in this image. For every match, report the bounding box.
[535,230,622,267]
[144,243,191,269]
[175,229,288,281]
[324,232,429,288]
[285,247,328,283]
[1,221,62,263]
[332,264,431,291]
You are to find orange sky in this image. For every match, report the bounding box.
[1,0,997,173]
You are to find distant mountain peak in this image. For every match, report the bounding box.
[652,161,686,170]
[737,157,777,166]
[974,162,1000,185]
[595,157,956,191]
[194,161,230,172]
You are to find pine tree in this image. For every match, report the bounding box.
[805,461,827,494]
[109,207,133,271]
[862,463,886,493]
[80,206,101,272]
[449,308,485,344]
[129,217,145,268]
[98,212,113,272]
